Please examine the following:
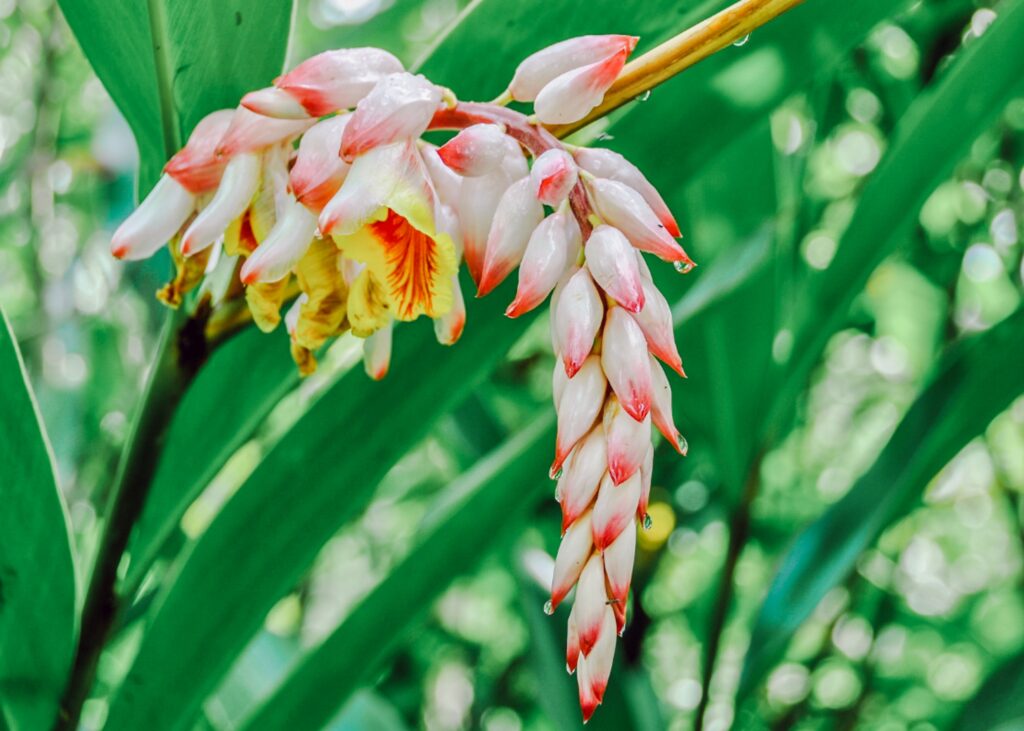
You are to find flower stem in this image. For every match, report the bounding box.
[546,0,807,137]
[53,303,209,731]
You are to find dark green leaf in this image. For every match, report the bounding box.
[57,0,294,186]
[236,415,554,731]
[740,304,1024,699]
[124,326,298,592]
[0,310,78,731]
[952,651,1024,731]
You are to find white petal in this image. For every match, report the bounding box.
[181,152,261,256]
[553,356,607,475]
[553,268,604,377]
[592,470,641,550]
[240,199,318,283]
[600,307,652,422]
[111,175,194,260]
[478,177,544,296]
[584,224,644,312]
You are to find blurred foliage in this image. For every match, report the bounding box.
[0,0,1023,730]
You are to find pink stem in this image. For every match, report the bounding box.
[430,102,594,238]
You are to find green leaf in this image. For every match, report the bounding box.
[0,310,78,731]
[952,651,1024,731]
[57,0,294,186]
[124,326,298,592]
[236,416,554,731]
[102,277,539,731]
[739,304,1024,700]
[767,0,1024,440]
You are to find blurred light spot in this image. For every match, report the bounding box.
[666,678,702,710]
[802,232,837,270]
[0,0,15,20]
[983,167,1014,197]
[426,662,474,730]
[869,336,908,380]
[675,479,708,512]
[518,547,553,591]
[846,88,881,124]
[990,209,1018,248]
[265,594,301,635]
[48,160,73,194]
[928,649,982,701]
[481,708,522,731]
[920,182,960,236]
[80,699,108,731]
[767,663,810,705]
[970,8,998,38]
[812,659,861,709]
[873,625,907,667]
[317,0,391,26]
[963,243,1003,282]
[710,47,785,108]
[770,108,806,155]
[874,25,919,80]
[772,328,793,364]
[638,502,675,550]
[836,129,881,176]
[956,182,989,225]
[816,466,852,500]
[832,615,873,661]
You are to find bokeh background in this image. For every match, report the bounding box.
[1,0,1023,729]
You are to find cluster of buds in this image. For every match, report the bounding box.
[111,33,692,721]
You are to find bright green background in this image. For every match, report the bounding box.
[0,0,1022,729]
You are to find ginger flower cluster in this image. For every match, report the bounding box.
[112,33,693,722]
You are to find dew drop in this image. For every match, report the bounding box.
[678,436,689,456]
[596,132,616,141]
[543,600,554,615]
[634,90,652,103]
[643,514,653,530]
[733,33,751,47]
[673,261,695,274]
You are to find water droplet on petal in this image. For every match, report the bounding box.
[733,33,751,47]
[643,514,653,530]
[634,90,651,103]
[543,600,554,615]
[673,261,695,274]
[678,436,689,456]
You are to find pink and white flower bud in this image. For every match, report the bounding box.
[584,225,644,312]
[602,397,650,485]
[340,72,442,162]
[574,147,680,237]
[240,199,318,283]
[216,107,314,158]
[164,109,234,193]
[577,655,601,723]
[506,211,578,317]
[363,321,393,381]
[111,175,195,260]
[434,274,466,345]
[420,143,463,209]
[553,268,603,377]
[600,307,652,422]
[603,517,635,607]
[437,124,509,177]
[181,152,261,256]
[459,150,526,283]
[592,470,641,550]
[553,356,606,476]
[240,87,308,120]
[261,47,404,118]
[477,177,544,297]
[289,115,351,213]
[584,607,618,704]
[551,510,594,610]
[558,427,607,533]
[566,603,581,674]
[631,277,684,376]
[510,35,637,102]
[534,48,630,125]
[530,148,578,206]
[588,177,693,265]
[573,553,606,655]
[649,355,684,453]
[638,444,653,522]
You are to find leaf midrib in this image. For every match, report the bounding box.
[146,0,181,158]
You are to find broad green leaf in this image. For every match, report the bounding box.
[739,304,1024,699]
[0,310,78,731]
[57,0,294,186]
[236,416,554,731]
[766,0,1024,440]
[124,326,298,591]
[102,277,540,731]
[952,651,1024,731]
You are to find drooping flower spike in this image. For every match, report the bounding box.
[111,32,693,723]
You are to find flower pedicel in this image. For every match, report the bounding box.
[111,35,694,722]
